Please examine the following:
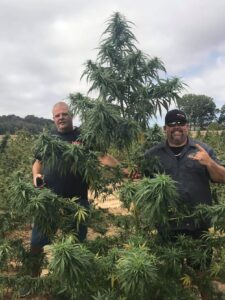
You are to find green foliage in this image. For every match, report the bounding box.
[218,104,225,126]
[48,236,95,299]
[92,289,119,300]
[70,95,140,152]
[81,100,118,145]
[79,100,139,152]
[86,235,122,256]
[26,189,62,237]
[207,122,223,130]
[9,173,91,240]
[118,180,137,210]
[115,245,157,299]
[34,131,70,174]
[0,130,34,210]
[0,241,13,269]
[9,172,38,215]
[34,131,124,198]
[195,201,225,232]
[144,123,164,148]
[1,127,225,300]
[109,124,164,177]
[134,174,178,227]
[9,172,60,236]
[0,133,10,153]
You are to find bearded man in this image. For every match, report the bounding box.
[144,109,225,300]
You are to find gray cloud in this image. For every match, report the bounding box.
[1,0,225,119]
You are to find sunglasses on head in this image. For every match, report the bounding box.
[166,121,187,127]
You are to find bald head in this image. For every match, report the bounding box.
[52,102,73,133]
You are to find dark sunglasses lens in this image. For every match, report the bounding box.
[167,121,186,127]
[167,122,176,127]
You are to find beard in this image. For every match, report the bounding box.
[169,128,187,146]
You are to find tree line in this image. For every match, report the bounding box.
[0,114,54,134]
[1,97,224,135]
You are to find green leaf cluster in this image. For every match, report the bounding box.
[48,236,95,298]
[115,245,157,299]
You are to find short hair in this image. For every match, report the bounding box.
[52,101,73,116]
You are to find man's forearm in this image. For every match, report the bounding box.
[32,160,43,185]
[191,144,225,183]
[206,159,225,183]
[99,154,131,176]
[98,154,119,168]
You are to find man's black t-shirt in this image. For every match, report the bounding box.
[40,128,88,200]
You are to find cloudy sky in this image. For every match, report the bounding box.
[1,0,225,121]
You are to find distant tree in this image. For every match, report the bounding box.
[207,122,223,130]
[177,94,217,130]
[0,134,10,154]
[218,104,225,126]
[69,12,184,133]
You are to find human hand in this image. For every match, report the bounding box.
[123,168,142,180]
[72,141,82,145]
[34,174,44,188]
[188,144,213,166]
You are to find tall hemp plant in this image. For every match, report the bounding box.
[69,12,183,151]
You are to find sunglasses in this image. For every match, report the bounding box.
[166,121,187,127]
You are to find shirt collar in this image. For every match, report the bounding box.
[161,137,196,149]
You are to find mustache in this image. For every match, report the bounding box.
[171,128,183,133]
